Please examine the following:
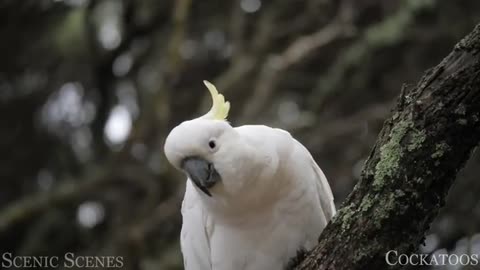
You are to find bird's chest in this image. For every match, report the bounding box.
[208,212,311,270]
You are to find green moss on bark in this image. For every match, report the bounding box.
[339,204,356,232]
[373,117,428,189]
[359,194,375,212]
[373,120,410,188]
[407,130,426,152]
[432,142,450,158]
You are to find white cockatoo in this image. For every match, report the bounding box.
[164,81,336,270]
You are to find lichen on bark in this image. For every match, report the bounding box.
[372,116,427,189]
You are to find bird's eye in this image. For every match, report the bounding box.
[208,140,216,149]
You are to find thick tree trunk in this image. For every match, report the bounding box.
[294,23,480,270]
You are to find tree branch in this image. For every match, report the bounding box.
[293,23,480,270]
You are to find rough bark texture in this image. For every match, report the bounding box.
[294,23,480,270]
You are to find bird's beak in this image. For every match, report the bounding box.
[181,157,221,197]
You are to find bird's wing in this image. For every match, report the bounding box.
[262,127,336,221]
[291,137,336,221]
[310,156,336,221]
[180,181,212,270]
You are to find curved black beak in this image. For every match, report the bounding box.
[181,157,221,197]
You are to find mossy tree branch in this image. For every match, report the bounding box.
[293,23,480,270]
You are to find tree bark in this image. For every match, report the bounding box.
[294,23,480,270]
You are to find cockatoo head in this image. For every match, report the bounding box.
[164,81,266,200]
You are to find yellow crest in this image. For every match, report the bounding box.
[201,80,230,120]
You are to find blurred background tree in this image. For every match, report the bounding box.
[1,0,480,269]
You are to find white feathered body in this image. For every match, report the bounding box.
[180,125,335,270]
